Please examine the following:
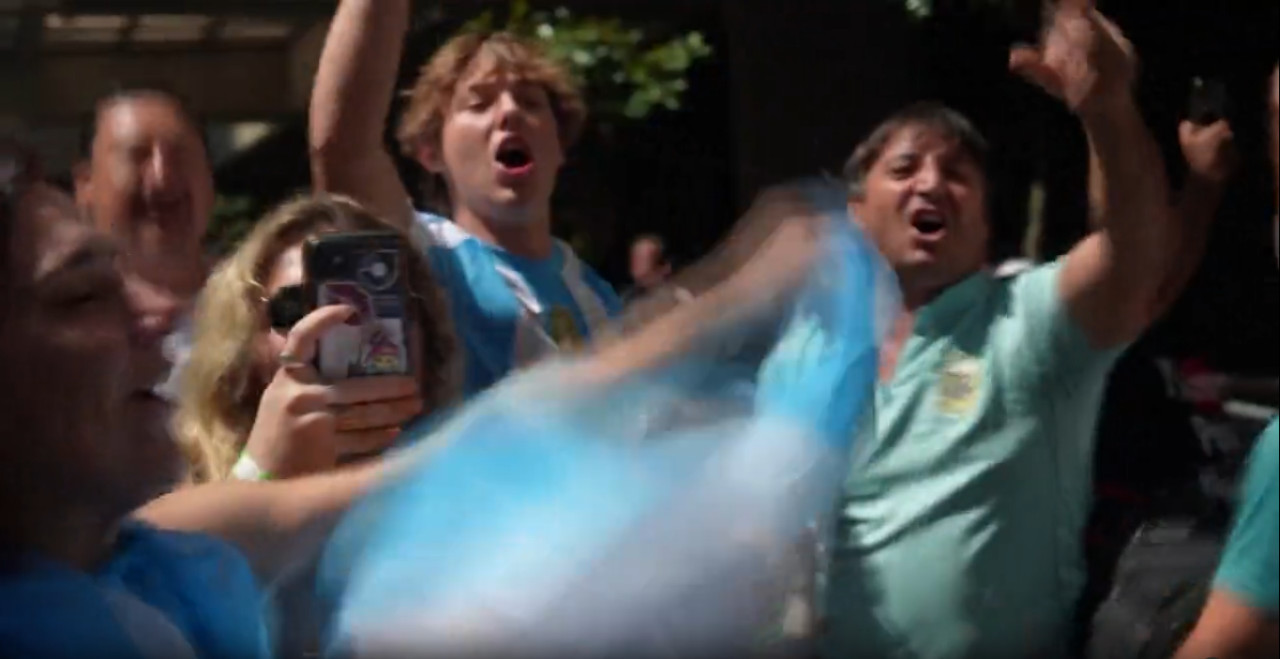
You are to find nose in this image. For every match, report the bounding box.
[125,274,181,347]
[912,160,945,197]
[496,91,523,129]
[143,145,181,201]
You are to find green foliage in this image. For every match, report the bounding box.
[461,0,712,121]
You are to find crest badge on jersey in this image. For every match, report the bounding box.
[548,306,584,349]
[936,349,982,415]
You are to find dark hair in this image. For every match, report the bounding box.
[842,101,988,199]
[79,86,209,159]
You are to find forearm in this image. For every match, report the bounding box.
[1084,97,1173,242]
[134,460,388,585]
[309,0,416,229]
[1176,590,1279,659]
[1082,98,1175,305]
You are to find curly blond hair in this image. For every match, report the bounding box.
[176,194,458,482]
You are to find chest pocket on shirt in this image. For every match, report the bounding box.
[934,349,984,417]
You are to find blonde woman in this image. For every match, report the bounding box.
[177,194,456,484]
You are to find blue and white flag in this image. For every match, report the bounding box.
[323,182,898,658]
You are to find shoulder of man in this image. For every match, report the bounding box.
[997,258,1125,383]
[412,211,473,250]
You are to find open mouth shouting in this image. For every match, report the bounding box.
[908,206,949,242]
[494,135,535,181]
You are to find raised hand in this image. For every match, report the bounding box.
[243,304,422,479]
[1009,0,1137,119]
[1179,120,1237,184]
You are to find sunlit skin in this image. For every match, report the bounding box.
[1,183,179,569]
[850,126,990,312]
[77,95,214,301]
[418,59,565,259]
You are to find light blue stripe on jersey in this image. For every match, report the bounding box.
[0,522,268,659]
[412,212,622,397]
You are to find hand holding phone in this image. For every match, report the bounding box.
[243,304,422,478]
[1188,77,1229,126]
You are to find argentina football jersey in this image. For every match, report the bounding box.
[411,212,622,397]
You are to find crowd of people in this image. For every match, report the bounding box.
[1,0,1276,657]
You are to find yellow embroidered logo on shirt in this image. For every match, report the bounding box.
[548,306,583,349]
[936,350,982,415]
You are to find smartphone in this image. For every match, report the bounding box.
[304,231,414,380]
[1188,77,1229,125]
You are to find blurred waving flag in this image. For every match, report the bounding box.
[321,180,898,658]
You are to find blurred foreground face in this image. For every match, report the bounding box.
[82,95,214,274]
[852,125,989,301]
[434,56,565,225]
[1,184,180,516]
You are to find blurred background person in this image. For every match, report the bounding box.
[74,89,216,401]
[309,0,621,397]
[1079,89,1241,639]
[1175,64,1279,659]
[623,233,674,302]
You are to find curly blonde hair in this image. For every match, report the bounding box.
[397,30,587,160]
[176,194,458,482]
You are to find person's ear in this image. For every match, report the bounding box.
[417,141,446,175]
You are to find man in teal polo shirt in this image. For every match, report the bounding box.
[819,3,1182,657]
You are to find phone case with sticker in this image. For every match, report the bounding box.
[304,232,414,380]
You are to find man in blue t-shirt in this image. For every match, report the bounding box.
[0,176,267,658]
[310,0,622,396]
[1175,65,1279,659]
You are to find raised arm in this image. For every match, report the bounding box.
[1085,115,1234,318]
[1151,120,1235,313]
[1011,0,1174,348]
[309,0,417,231]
